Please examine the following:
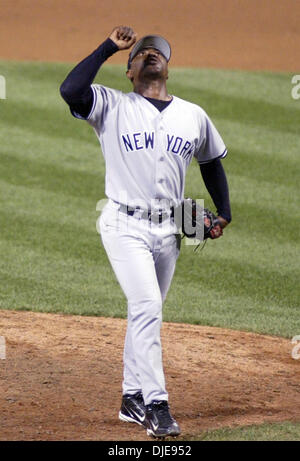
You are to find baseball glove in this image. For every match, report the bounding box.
[181,198,223,241]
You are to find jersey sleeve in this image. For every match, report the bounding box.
[71,84,122,133]
[194,109,227,164]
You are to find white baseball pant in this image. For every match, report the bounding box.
[99,199,180,405]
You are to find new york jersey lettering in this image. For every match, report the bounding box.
[122,132,155,152]
[122,131,194,159]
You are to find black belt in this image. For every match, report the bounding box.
[115,202,174,224]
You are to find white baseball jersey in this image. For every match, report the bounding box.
[72,82,228,405]
[73,84,227,210]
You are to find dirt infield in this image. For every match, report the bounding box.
[0,310,299,441]
[1,0,299,70]
[1,0,300,442]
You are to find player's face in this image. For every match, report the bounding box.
[127,48,168,83]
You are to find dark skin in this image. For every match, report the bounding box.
[109,26,171,101]
[127,48,172,101]
[109,26,228,230]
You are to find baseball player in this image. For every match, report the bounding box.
[60,26,231,438]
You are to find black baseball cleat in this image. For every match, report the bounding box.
[144,400,181,438]
[119,391,146,426]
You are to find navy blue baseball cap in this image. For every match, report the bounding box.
[127,35,171,69]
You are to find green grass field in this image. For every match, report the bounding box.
[0,60,299,440]
[184,421,300,441]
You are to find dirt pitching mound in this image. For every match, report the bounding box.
[0,310,299,440]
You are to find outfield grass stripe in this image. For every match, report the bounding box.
[1,225,297,286]
[188,199,298,245]
[166,87,299,134]
[228,202,300,239]
[1,215,298,284]
[0,239,110,294]
[0,181,102,234]
[0,271,123,316]
[1,125,104,172]
[1,247,298,337]
[201,238,299,273]
[0,209,100,260]
[0,182,298,253]
[3,154,296,214]
[164,280,300,337]
[2,128,299,198]
[228,178,299,209]
[4,62,298,137]
[228,171,299,198]
[224,149,299,188]
[0,186,100,226]
[1,183,299,275]
[169,68,296,109]
[175,252,298,308]
[0,151,103,199]
[216,239,299,272]
[216,119,300,159]
[2,101,94,143]
[202,183,299,215]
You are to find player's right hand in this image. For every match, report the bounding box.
[109,26,137,50]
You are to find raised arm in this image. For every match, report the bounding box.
[60,26,136,118]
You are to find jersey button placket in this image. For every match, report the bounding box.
[155,117,165,192]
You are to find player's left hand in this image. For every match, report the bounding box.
[181,198,227,241]
[109,26,137,50]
